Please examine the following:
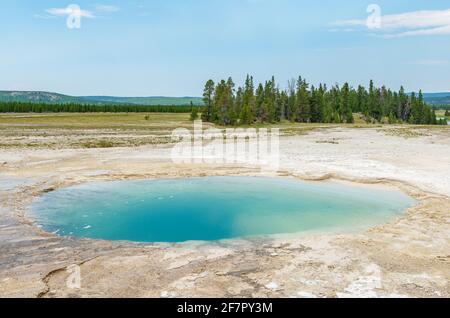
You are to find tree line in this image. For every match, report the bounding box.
[0,102,199,113]
[200,76,447,126]
[432,105,450,111]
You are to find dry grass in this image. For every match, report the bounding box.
[0,113,189,149]
[381,127,432,138]
[435,110,446,118]
[0,113,192,130]
[316,139,340,145]
[0,113,447,149]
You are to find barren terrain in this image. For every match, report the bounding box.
[0,114,449,298]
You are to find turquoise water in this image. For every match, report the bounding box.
[28,177,415,243]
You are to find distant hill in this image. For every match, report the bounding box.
[83,96,203,106]
[422,92,450,106]
[0,91,203,106]
[0,91,84,104]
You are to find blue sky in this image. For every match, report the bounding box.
[1,0,449,96]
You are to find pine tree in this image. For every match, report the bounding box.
[417,90,426,124]
[328,85,341,123]
[202,80,215,122]
[226,77,237,124]
[213,79,235,125]
[286,79,297,122]
[340,83,354,123]
[367,80,377,122]
[240,75,255,124]
[356,85,367,114]
[194,75,438,127]
[295,77,310,123]
[409,92,419,124]
[255,83,265,122]
[275,89,286,122]
[266,76,277,123]
[190,104,199,121]
[235,87,243,118]
[398,86,409,121]
[317,84,328,122]
[310,86,319,123]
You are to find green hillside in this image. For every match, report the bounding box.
[83,96,203,106]
[0,91,203,106]
[422,93,450,105]
[0,91,83,104]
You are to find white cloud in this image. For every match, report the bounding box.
[41,5,118,21]
[385,25,450,38]
[333,8,450,38]
[46,7,95,19]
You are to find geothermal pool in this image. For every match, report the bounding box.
[28,177,415,243]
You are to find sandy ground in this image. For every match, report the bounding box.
[0,125,449,298]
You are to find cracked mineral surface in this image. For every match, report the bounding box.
[0,126,449,298]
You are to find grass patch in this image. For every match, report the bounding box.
[0,113,192,130]
[0,113,447,149]
[316,139,340,144]
[79,139,116,148]
[381,128,432,138]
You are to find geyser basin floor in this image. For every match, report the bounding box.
[28,177,415,243]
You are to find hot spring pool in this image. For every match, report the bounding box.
[28,177,415,243]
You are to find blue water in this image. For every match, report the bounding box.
[28,177,415,243]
